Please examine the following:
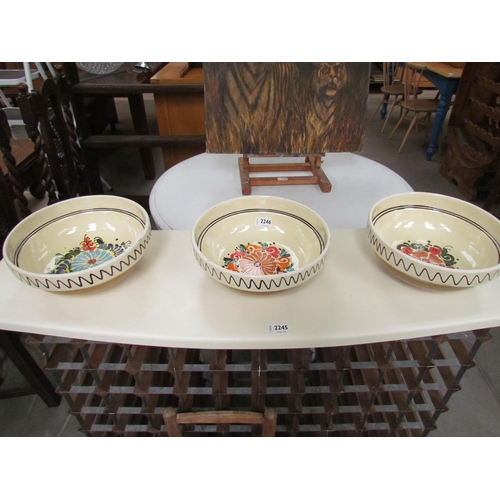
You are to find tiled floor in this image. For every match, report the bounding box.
[1,89,500,437]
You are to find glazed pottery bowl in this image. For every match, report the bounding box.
[367,192,500,288]
[3,195,151,292]
[192,196,331,292]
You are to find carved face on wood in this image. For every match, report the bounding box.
[313,62,348,100]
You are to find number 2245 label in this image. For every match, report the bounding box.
[268,324,290,334]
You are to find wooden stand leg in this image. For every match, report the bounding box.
[239,155,252,195]
[239,154,332,195]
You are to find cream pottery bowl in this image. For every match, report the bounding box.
[192,196,331,292]
[3,195,152,292]
[367,192,500,288]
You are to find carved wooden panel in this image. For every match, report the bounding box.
[204,63,370,154]
[440,63,500,200]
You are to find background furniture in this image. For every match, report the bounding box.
[0,149,60,407]
[408,62,464,160]
[63,62,166,184]
[370,62,405,132]
[16,330,489,436]
[0,104,46,217]
[34,74,92,201]
[388,63,440,154]
[0,159,19,253]
[1,230,498,435]
[0,63,55,130]
[149,152,413,230]
[440,63,500,202]
[63,62,206,194]
[1,71,98,218]
[0,71,109,407]
[0,331,60,406]
[484,160,500,219]
[151,62,206,170]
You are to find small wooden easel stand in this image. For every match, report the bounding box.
[238,154,332,195]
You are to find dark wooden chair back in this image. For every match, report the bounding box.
[0,105,44,218]
[163,407,277,437]
[0,169,19,260]
[37,68,91,200]
[1,70,90,222]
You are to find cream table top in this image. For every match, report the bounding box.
[150,152,413,230]
[1,230,500,350]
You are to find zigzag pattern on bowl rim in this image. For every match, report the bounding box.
[194,250,328,291]
[367,228,500,287]
[14,232,152,291]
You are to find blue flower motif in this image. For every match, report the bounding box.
[71,249,113,272]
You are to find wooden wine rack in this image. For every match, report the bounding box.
[22,329,491,436]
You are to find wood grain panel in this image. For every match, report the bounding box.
[204,62,370,154]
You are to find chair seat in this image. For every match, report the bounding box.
[380,83,405,95]
[400,99,439,113]
[0,139,35,175]
[0,69,40,86]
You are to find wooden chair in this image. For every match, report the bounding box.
[0,63,55,131]
[0,166,19,258]
[370,62,406,133]
[6,66,149,213]
[163,407,277,437]
[0,104,48,218]
[1,69,90,217]
[388,63,440,153]
[35,69,93,201]
[0,73,93,408]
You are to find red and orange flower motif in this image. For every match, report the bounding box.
[397,241,458,268]
[223,242,295,276]
[238,251,277,275]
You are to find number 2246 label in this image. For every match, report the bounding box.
[256,217,272,227]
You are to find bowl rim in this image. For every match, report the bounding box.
[191,195,331,281]
[3,195,151,279]
[368,191,500,275]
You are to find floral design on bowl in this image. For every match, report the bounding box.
[222,242,296,276]
[397,240,458,268]
[367,192,500,288]
[192,195,330,292]
[45,234,132,274]
[3,195,152,292]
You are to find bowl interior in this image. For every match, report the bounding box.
[194,197,329,275]
[372,194,500,271]
[6,201,147,275]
